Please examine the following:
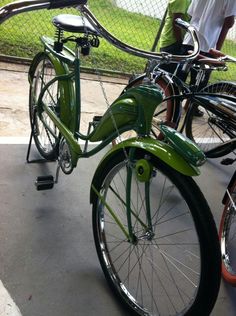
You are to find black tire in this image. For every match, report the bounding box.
[29,53,61,160]
[92,149,221,316]
[219,171,236,286]
[152,74,181,138]
[185,82,236,155]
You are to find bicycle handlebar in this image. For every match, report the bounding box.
[80,6,200,62]
[0,0,87,23]
[0,0,200,62]
[175,18,190,31]
[49,0,87,9]
[220,55,236,63]
[209,49,236,63]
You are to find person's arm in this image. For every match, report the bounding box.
[216,15,235,50]
[172,13,185,44]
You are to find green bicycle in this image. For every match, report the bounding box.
[0,1,221,315]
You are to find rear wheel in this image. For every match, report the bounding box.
[185,82,236,155]
[92,150,221,315]
[29,53,61,160]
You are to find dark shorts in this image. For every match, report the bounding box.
[159,42,183,74]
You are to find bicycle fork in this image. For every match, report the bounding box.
[126,149,154,244]
[92,148,154,244]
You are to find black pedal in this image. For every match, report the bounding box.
[221,158,235,165]
[93,115,102,123]
[35,175,54,191]
[86,116,103,142]
[89,115,102,130]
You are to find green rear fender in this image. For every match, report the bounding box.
[90,137,200,203]
[28,51,74,129]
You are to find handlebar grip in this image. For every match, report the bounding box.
[175,18,190,31]
[49,0,87,9]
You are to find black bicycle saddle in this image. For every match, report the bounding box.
[52,14,99,36]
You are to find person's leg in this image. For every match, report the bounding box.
[180,45,208,117]
[196,52,212,91]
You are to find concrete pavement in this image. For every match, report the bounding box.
[0,61,127,139]
[0,61,236,316]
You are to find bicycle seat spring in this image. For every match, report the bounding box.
[54,28,64,53]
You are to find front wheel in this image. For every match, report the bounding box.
[219,171,236,286]
[92,150,221,315]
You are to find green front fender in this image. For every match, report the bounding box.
[90,137,200,203]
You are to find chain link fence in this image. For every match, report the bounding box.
[0,0,167,74]
[0,0,235,80]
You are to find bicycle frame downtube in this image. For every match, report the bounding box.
[42,100,82,159]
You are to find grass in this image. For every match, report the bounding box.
[211,39,236,82]
[0,0,160,73]
[0,0,235,80]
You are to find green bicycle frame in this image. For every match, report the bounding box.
[29,36,204,171]
[29,35,205,241]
